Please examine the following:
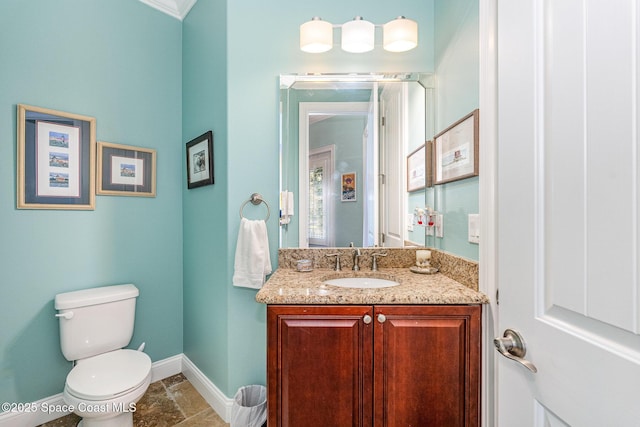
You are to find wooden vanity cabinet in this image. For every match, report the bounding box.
[267,304,481,427]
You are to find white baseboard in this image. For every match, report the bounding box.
[150,353,183,382]
[181,355,234,422]
[0,353,228,427]
[0,392,68,427]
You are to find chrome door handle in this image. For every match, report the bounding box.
[494,329,538,373]
[363,315,372,324]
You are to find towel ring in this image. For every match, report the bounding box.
[239,193,270,221]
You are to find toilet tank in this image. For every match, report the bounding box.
[55,284,139,361]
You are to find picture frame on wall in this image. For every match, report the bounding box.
[186,130,214,189]
[97,141,157,197]
[341,172,356,202]
[407,143,427,192]
[16,104,96,210]
[433,109,479,185]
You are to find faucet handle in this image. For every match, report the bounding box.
[371,252,388,271]
[325,253,341,271]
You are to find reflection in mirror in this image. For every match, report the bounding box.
[279,73,434,248]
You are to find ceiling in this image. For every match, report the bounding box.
[139,0,197,20]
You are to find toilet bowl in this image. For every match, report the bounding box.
[55,284,151,427]
[62,350,152,427]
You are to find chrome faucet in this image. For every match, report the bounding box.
[371,252,387,271]
[352,248,362,271]
[325,253,341,271]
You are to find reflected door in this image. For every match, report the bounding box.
[379,83,406,247]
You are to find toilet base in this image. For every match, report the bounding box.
[77,411,133,427]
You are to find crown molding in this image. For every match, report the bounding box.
[139,0,197,21]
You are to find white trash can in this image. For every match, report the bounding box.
[230,385,267,427]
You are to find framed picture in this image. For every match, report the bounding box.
[433,109,479,185]
[97,141,156,197]
[341,172,356,202]
[17,104,96,210]
[407,144,427,192]
[186,131,214,189]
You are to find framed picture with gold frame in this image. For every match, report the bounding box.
[407,143,427,192]
[433,109,479,185]
[97,141,157,197]
[17,104,96,210]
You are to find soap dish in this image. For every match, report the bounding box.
[409,265,439,275]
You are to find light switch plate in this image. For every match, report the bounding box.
[435,214,444,238]
[468,214,480,244]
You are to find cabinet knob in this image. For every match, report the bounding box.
[363,315,372,324]
[377,313,386,323]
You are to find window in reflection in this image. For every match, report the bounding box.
[308,146,334,247]
[308,166,325,244]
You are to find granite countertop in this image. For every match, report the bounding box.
[255,267,489,305]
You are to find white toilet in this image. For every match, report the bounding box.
[55,284,152,427]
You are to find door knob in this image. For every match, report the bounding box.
[494,329,538,373]
[363,315,372,324]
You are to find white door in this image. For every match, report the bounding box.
[497,0,640,425]
[379,83,406,247]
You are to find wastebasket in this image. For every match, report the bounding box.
[230,385,267,427]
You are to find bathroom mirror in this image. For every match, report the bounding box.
[279,73,434,248]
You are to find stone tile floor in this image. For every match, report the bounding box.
[38,373,229,427]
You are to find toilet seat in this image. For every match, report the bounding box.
[65,349,151,401]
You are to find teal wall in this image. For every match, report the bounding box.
[429,0,479,260]
[183,0,434,396]
[0,0,183,404]
[1,0,475,409]
[220,0,433,397]
[182,0,231,396]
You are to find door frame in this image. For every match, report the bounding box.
[478,0,499,426]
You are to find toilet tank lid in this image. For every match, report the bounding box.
[55,284,139,310]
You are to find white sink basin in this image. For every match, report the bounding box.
[323,277,400,289]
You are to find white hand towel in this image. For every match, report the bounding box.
[233,218,272,289]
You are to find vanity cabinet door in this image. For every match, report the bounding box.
[373,305,481,427]
[267,305,374,427]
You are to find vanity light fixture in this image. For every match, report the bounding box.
[383,16,418,52]
[300,16,418,53]
[300,17,334,53]
[341,16,375,53]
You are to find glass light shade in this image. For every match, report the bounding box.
[341,17,374,53]
[383,16,418,52]
[300,17,333,53]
